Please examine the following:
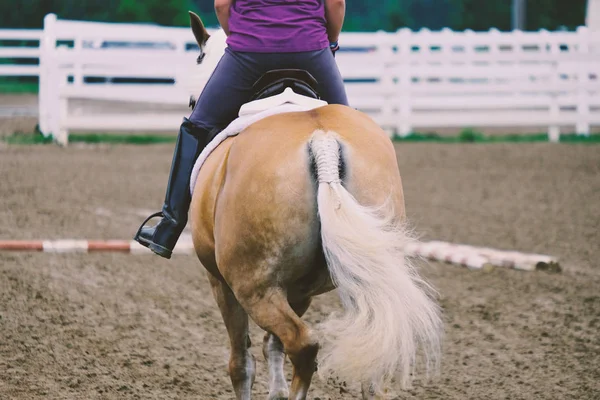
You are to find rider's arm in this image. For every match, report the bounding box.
[325,0,345,44]
[215,0,233,36]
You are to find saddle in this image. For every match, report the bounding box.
[238,69,326,116]
[250,69,320,101]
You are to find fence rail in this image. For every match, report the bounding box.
[1,14,600,144]
[0,29,41,78]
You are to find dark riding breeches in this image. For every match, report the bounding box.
[189,47,349,132]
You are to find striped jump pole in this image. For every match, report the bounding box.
[0,239,560,272]
[403,241,561,272]
[0,240,196,255]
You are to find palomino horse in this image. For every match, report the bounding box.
[187,12,443,400]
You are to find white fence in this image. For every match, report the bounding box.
[0,29,41,78]
[340,28,600,140]
[2,14,600,144]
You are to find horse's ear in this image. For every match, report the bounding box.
[189,11,210,46]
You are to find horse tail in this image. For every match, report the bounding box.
[308,129,443,390]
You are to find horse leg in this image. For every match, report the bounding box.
[262,334,287,399]
[209,274,256,399]
[242,290,317,400]
[262,299,312,400]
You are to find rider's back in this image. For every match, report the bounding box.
[227,0,329,53]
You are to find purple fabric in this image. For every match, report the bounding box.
[227,0,329,53]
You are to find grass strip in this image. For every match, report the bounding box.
[3,130,600,145]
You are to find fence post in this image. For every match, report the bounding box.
[52,45,69,146]
[72,29,83,88]
[396,28,412,136]
[376,30,395,137]
[538,29,560,142]
[576,26,590,136]
[38,13,57,137]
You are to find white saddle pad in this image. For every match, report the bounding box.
[190,92,327,195]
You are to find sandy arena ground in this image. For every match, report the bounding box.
[1,135,599,399]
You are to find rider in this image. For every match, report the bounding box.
[134,0,349,259]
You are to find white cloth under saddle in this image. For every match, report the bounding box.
[189,88,327,195]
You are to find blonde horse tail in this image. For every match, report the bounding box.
[308,129,443,390]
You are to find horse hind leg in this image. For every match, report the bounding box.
[242,290,317,400]
[262,299,313,400]
[208,274,256,399]
[263,334,288,399]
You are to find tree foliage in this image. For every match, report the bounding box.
[0,0,588,32]
[0,0,214,29]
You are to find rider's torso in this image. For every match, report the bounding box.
[227,0,329,53]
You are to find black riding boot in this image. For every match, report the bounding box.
[134,118,209,259]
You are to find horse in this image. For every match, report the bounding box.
[186,12,443,400]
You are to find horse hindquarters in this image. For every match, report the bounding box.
[309,129,443,390]
[199,117,329,399]
[192,106,443,398]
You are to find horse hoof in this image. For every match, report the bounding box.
[267,390,289,400]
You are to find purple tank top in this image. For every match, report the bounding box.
[226,0,329,53]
